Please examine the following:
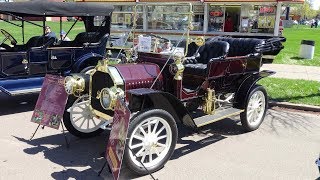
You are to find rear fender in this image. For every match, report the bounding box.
[127,88,196,128]
[71,53,104,73]
[234,70,275,109]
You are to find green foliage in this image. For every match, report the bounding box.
[258,77,320,106]
[274,26,320,66]
[290,0,317,18]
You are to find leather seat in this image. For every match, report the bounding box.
[184,63,207,76]
[71,32,107,47]
[208,37,265,57]
[184,41,229,76]
[177,41,200,57]
[35,36,56,48]
[13,36,41,51]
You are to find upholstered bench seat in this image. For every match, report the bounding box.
[183,40,230,77]
[208,37,265,57]
[184,63,207,76]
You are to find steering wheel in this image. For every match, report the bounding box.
[0,43,13,51]
[0,29,17,45]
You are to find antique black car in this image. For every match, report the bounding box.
[63,4,284,176]
[0,1,113,96]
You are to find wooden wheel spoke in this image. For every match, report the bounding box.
[130,143,144,149]
[133,134,144,141]
[156,126,165,136]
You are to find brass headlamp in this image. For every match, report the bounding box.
[99,86,124,110]
[64,75,86,96]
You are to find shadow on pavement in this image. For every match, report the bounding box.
[51,168,104,180]
[13,117,247,179]
[0,93,38,116]
[265,109,319,135]
[13,131,114,180]
[171,118,245,160]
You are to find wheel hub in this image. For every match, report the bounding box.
[128,115,174,169]
[144,133,157,150]
[69,95,105,133]
[252,102,260,109]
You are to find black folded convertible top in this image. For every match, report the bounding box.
[0,1,114,17]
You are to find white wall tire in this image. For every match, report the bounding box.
[124,109,178,175]
[240,85,268,132]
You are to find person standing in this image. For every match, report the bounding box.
[311,19,315,28]
[224,15,234,32]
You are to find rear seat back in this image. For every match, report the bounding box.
[197,40,229,63]
[208,37,265,57]
[183,40,230,76]
[177,40,200,57]
[35,36,56,48]
[25,36,41,49]
[72,32,105,47]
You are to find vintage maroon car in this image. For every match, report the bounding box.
[62,33,284,175]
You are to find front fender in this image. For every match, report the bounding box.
[127,88,196,128]
[72,53,104,73]
[234,70,275,109]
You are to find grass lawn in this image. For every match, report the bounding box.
[274,25,320,66]
[258,77,320,106]
[0,21,85,43]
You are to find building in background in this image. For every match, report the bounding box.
[77,0,304,40]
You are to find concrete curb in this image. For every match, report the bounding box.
[269,101,320,112]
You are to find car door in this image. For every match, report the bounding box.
[28,48,49,75]
[47,47,74,73]
[0,51,28,77]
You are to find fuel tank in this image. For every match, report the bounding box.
[114,63,163,90]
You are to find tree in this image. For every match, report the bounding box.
[290,0,317,19]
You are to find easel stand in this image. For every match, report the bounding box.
[127,145,157,180]
[29,124,41,141]
[98,144,157,180]
[60,121,70,148]
[97,160,112,176]
[29,121,70,149]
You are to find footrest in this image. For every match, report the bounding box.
[194,108,244,127]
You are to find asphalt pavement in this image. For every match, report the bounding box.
[0,63,319,179]
[0,94,319,180]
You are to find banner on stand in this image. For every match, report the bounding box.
[31,74,68,129]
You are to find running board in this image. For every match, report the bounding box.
[0,87,41,96]
[0,77,43,96]
[194,108,244,128]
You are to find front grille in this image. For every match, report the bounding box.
[91,71,114,116]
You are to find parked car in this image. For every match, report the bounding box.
[64,6,285,176]
[0,1,113,96]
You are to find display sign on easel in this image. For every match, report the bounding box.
[138,36,152,52]
[31,74,68,129]
[106,99,131,180]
